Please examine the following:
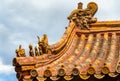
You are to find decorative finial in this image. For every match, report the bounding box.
[68,2,98,30]
[38,34,51,54]
[29,44,34,57]
[35,46,39,56]
[37,36,41,46]
[19,45,22,49]
[38,46,43,55]
[78,2,83,9]
[15,45,26,57]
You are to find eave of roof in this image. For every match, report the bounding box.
[12,2,120,81]
[13,21,120,81]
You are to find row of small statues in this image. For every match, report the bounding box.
[15,34,52,57]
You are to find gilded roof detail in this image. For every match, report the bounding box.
[12,2,120,81]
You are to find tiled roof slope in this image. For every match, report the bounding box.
[13,2,120,81]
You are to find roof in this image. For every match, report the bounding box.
[13,2,120,81]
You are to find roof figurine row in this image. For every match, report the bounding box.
[15,2,98,57]
[15,34,52,57]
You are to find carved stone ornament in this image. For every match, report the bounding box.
[58,68,66,76]
[108,72,119,77]
[37,77,47,81]
[37,34,52,54]
[15,45,26,57]
[94,74,105,79]
[44,69,52,77]
[64,75,73,81]
[72,68,79,75]
[29,44,34,57]
[27,34,52,57]
[87,66,95,75]
[68,2,98,30]
[79,73,90,80]
[116,65,120,73]
[30,69,38,77]
[101,66,110,74]
[50,76,60,81]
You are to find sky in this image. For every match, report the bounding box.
[0,0,120,81]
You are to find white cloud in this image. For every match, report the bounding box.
[0,58,15,75]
